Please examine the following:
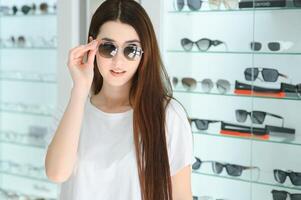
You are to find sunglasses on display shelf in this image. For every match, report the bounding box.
[274,169,301,186]
[181,38,228,51]
[235,109,284,126]
[193,195,229,200]
[244,68,288,82]
[250,41,294,52]
[189,118,221,130]
[172,77,231,94]
[271,190,301,200]
[192,156,259,177]
[98,41,144,61]
[11,2,56,15]
[294,0,301,6]
[221,122,295,137]
[174,0,238,11]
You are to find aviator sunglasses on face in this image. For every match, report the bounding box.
[98,41,144,61]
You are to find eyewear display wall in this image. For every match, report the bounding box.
[163,0,301,199]
[0,0,58,199]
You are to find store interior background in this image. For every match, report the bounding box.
[0,0,300,199]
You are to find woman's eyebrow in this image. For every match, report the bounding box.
[101,37,140,44]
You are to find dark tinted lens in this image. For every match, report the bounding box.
[250,42,262,51]
[124,45,143,60]
[225,164,243,176]
[182,78,197,90]
[289,172,301,186]
[271,190,287,200]
[187,0,203,10]
[177,0,185,10]
[194,119,209,130]
[98,43,116,58]
[294,0,301,6]
[172,77,178,87]
[235,110,248,123]
[212,162,224,174]
[268,42,280,51]
[196,39,211,51]
[192,157,202,170]
[262,68,279,82]
[244,68,259,81]
[181,38,194,51]
[216,79,230,94]
[251,111,266,124]
[291,193,301,200]
[274,170,287,183]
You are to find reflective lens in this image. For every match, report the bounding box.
[123,45,143,60]
[98,43,117,58]
[194,119,209,130]
[98,43,143,61]
[268,42,281,51]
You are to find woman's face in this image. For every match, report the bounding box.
[95,20,143,88]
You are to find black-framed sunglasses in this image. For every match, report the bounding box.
[274,169,301,186]
[190,118,220,130]
[181,38,226,51]
[235,109,284,125]
[98,42,144,61]
[244,68,288,82]
[271,190,301,200]
[172,77,231,94]
[192,157,259,177]
[211,161,259,177]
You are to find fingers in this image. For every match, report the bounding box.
[72,40,98,59]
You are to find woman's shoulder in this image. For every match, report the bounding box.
[165,98,189,124]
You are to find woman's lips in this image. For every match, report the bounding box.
[110,70,126,77]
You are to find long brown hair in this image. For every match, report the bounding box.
[88,0,173,199]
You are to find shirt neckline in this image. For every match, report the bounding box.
[88,96,133,117]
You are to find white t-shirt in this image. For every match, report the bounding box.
[46,96,194,200]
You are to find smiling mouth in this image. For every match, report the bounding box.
[110,70,126,76]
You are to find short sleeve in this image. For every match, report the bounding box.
[165,99,194,176]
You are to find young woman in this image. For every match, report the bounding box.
[45,0,193,199]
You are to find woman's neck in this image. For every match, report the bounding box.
[91,82,131,112]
